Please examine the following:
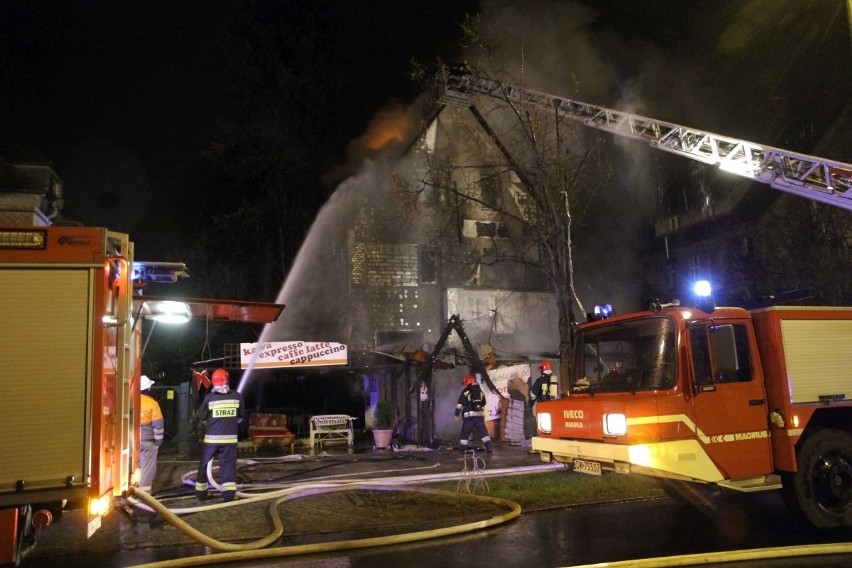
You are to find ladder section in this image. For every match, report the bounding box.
[439,66,852,211]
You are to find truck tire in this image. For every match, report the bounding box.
[782,428,852,530]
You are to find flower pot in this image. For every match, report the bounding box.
[372,429,393,449]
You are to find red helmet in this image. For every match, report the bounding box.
[539,361,552,374]
[463,374,476,386]
[211,368,230,388]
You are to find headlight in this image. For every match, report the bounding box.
[537,412,552,434]
[603,413,627,436]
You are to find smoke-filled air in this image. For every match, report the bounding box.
[258,0,848,346]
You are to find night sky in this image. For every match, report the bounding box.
[0,1,476,258]
[2,1,850,262]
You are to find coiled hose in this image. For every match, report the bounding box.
[128,480,521,568]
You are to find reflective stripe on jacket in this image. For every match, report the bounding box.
[141,393,164,445]
[530,373,559,403]
[455,384,486,418]
[198,390,244,445]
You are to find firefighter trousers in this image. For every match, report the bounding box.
[139,442,159,491]
[195,443,238,502]
[459,416,492,452]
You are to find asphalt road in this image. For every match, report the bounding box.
[17,443,852,568]
[224,492,852,568]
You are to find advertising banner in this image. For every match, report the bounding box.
[482,363,531,421]
[240,341,348,369]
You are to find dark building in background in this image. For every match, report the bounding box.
[642,100,852,309]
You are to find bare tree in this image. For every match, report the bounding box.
[398,27,614,388]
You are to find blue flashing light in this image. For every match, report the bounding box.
[594,304,613,318]
[693,280,712,298]
[691,280,716,313]
[132,261,190,284]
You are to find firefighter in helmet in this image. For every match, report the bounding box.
[139,375,164,493]
[195,368,244,502]
[454,374,493,453]
[529,361,559,406]
[527,361,558,454]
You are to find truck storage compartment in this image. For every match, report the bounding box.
[751,306,852,404]
[0,269,94,503]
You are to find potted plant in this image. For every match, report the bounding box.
[372,400,395,449]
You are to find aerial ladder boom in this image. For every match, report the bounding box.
[439,66,852,211]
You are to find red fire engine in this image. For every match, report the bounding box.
[533,291,852,529]
[0,166,283,565]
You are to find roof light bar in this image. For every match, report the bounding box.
[0,229,46,249]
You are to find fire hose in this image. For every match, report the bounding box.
[124,455,525,568]
[125,455,852,568]
[127,484,521,568]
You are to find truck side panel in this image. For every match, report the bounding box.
[0,227,136,531]
[781,319,852,404]
[0,269,94,503]
[751,306,852,472]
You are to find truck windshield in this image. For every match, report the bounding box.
[572,317,677,393]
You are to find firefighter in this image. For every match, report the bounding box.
[454,374,493,453]
[529,361,559,406]
[528,361,559,454]
[195,368,244,502]
[139,375,164,493]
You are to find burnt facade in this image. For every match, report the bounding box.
[345,103,558,360]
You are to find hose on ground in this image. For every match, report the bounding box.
[127,482,521,568]
[568,542,852,567]
[126,455,850,568]
[127,457,454,516]
[129,486,284,552]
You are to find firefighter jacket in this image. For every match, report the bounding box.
[140,392,164,446]
[455,383,486,419]
[198,389,244,445]
[530,372,559,405]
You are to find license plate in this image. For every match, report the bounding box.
[573,459,602,476]
[87,515,102,538]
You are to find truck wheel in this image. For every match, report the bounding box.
[783,428,852,530]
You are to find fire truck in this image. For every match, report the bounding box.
[533,299,852,530]
[0,163,284,565]
[439,67,852,529]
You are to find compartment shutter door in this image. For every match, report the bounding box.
[0,269,93,492]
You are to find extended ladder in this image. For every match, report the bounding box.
[439,66,852,211]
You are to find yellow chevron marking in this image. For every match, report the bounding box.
[628,414,767,444]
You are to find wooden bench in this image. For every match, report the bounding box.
[248,413,294,448]
[309,414,356,449]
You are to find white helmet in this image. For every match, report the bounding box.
[141,375,155,391]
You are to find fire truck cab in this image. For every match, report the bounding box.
[532,290,852,530]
